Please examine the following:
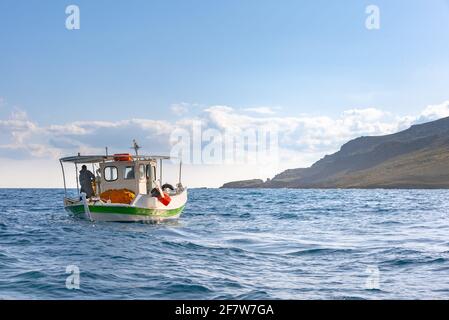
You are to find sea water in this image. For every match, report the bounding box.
[1,188,449,299]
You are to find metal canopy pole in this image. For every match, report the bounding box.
[92,163,97,196]
[75,163,80,196]
[159,159,163,185]
[60,160,67,198]
[178,160,182,185]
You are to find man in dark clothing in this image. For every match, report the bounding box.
[79,165,96,198]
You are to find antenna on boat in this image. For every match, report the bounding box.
[178,160,183,186]
[105,147,108,156]
[131,139,141,156]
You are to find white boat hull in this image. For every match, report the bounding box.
[65,189,187,222]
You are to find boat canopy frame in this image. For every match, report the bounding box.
[59,154,181,199]
[60,155,172,164]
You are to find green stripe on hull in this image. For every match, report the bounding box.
[66,204,185,218]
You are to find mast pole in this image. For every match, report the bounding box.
[178,160,182,185]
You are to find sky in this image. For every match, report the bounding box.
[1,0,449,187]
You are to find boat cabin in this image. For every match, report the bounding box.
[59,154,178,199]
[99,158,157,195]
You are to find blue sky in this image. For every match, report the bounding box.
[1,0,449,121]
[1,1,449,187]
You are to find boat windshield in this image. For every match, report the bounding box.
[124,166,135,180]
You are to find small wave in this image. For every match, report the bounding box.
[373,220,403,226]
[159,239,247,256]
[339,296,369,300]
[0,252,19,263]
[235,290,272,300]
[11,270,47,280]
[288,248,354,256]
[382,256,447,267]
[167,283,212,293]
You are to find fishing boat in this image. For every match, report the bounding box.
[59,143,187,222]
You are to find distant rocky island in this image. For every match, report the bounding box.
[221,116,449,189]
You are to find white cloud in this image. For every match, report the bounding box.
[170,103,188,115]
[10,108,28,120]
[170,102,201,116]
[203,105,401,157]
[243,106,277,115]
[1,100,449,187]
[342,108,387,121]
[416,100,449,123]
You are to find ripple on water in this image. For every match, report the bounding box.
[1,188,449,299]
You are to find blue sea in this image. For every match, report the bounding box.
[1,188,449,299]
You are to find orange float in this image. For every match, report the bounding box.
[113,153,133,161]
[100,189,136,204]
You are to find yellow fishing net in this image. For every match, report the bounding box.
[100,189,136,204]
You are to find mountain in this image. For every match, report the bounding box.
[221,179,264,188]
[221,116,449,189]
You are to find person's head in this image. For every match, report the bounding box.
[81,165,87,170]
